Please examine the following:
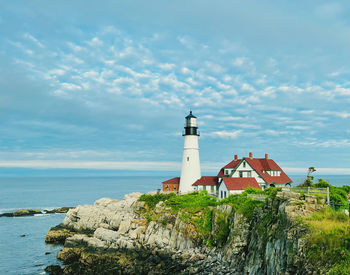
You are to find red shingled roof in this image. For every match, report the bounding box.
[222,177,261,190]
[192,176,218,186]
[162,177,180,184]
[217,168,225,177]
[244,158,292,185]
[217,159,241,177]
[224,159,241,168]
[218,156,292,185]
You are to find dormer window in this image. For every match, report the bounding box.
[224,169,229,175]
[243,161,246,168]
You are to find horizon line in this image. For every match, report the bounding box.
[0,160,349,175]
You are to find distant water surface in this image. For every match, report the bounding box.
[0,176,165,274]
[0,174,349,274]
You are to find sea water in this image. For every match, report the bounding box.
[0,175,348,274]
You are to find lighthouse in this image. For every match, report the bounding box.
[179,111,201,193]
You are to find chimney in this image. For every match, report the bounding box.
[249,152,253,159]
[234,154,238,161]
[265,154,268,159]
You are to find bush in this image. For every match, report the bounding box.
[342,185,350,194]
[330,187,348,206]
[314,179,331,188]
[138,193,176,209]
[164,191,218,210]
[220,195,264,220]
[242,187,264,195]
[264,187,279,199]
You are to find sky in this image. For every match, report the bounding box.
[0,0,349,176]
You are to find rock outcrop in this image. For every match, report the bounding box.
[46,191,325,274]
[0,207,74,218]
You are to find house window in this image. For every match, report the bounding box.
[224,191,227,198]
[187,157,189,161]
[211,185,214,192]
[174,185,177,190]
[221,190,223,198]
[247,171,252,177]
[239,171,243,178]
[203,185,206,191]
[166,185,169,190]
[225,169,229,175]
[243,162,246,168]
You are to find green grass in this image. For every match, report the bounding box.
[164,191,218,210]
[138,193,176,210]
[303,208,350,273]
[138,190,269,245]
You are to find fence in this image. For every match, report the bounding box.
[281,187,330,205]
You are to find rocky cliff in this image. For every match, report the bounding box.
[45,191,325,274]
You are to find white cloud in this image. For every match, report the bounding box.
[181,67,192,75]
[232,57,247,67]
[300,110,314,114]
[0,160,181,171]
[286,125,310,130]
[241,83,255,92]
[87,36,103,46]
[23,33,44,48]
[218,116,243,121]
[61,83,82,91]
[49,69,66,76]
[206,129,242,139]
[264,130,288,136]
[324,111,350,118]
[67,42,84,52]
[297,139,350,148]
[158,63,175,71]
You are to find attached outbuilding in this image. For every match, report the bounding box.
[192,176,218,196]
[162,177,180,193]
[218,177,261,199]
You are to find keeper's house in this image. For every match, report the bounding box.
[163,152,292,199]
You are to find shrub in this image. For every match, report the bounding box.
[342,185,350,194]
[264,187,279,200]
[314,179,331,188]
[138,193,176,209]
[242,187,264,195]
[164,191,218,211]
[330,187,348,206]
[303,208,350,271]
[220,195,264,220]
[214,213,230,245]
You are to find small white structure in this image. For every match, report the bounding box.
[192,176,217,196]
[218,177,260,199]
[179,111,201,194]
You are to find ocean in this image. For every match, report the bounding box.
[0,174,349,274]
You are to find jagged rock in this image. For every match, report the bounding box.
[0,209,42,217]
[46,191,325,274]
[45,265,63,274]
[45,207,74,214]
[45,224,76,244]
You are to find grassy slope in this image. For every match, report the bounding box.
[303,208,350,274]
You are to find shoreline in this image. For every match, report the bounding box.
[0,207,74,217]
[43,190,328,274]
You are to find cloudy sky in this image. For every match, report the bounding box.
[0,0,349,175]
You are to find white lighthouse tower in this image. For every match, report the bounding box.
[179,111,201,194]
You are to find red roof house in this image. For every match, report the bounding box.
[217,152,292,199]
[162,153,292,198]
[162,177,180,193]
